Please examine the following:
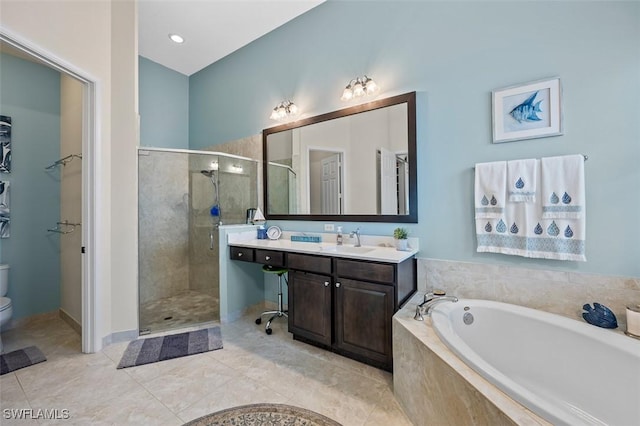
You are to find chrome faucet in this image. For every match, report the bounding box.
[350,227,361,247]
[414,291,458,321]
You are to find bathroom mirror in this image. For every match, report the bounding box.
[263,91,417,223]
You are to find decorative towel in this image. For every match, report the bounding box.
[507,158,537,202]
[476,156,586,262]
[474,161,506,219]
[541,155,585,219]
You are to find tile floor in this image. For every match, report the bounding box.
[0,307,414,425]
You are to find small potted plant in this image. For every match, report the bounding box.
[393,227,409,251]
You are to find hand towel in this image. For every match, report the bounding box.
[474,161,506,219]
[507,158,537,202]
[541,155,585,219]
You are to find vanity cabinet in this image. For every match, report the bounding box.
[288,270,332,346]
[230,246,416,371]
[333,261,395,368]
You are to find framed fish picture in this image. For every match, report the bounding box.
[492,77,562,143]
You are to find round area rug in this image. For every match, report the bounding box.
[184,403,342,426]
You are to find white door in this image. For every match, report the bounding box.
[379,147,398,214]
[321,153,341,214]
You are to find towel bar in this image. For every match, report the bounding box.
[473,154,587,169]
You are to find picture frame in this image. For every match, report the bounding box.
[0,115,11,173]
[492,77,562,143]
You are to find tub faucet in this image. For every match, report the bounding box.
[350,227,361,247]
[414,293,458,321]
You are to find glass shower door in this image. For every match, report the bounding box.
[138,148,258,335]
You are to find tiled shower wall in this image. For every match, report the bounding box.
[138,151,190,305]
[417,258,640,331]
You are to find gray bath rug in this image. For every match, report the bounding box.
[117,326,222,369]
[183,403,343,426]
[0,346,47,375]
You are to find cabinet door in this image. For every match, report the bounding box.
[334,278,394,367]
[288,270,332,346]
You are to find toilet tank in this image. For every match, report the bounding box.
[0,264,8,296]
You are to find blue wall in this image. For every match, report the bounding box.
[0,53,61,320]
[139,56,189,148]
[188,1,640,278]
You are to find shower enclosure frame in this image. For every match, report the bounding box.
[136,146,260,335]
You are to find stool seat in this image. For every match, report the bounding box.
[255,266,288,335]
[262,265,287,275]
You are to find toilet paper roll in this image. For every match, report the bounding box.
[626,305,640,337]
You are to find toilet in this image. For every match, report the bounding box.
[0,264,12,353]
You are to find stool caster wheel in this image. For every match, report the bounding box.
[265,328,272,335]
[255,318,262,325]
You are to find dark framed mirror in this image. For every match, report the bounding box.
[263,91,417,223]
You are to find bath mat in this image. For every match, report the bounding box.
[183,403,342,426]
[0,346,47,375]
[117,326,222,369]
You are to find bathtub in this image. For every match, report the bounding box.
[430,299,640,426]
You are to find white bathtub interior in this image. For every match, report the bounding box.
[430,299,640,426]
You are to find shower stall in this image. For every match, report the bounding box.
[137,148,258,334]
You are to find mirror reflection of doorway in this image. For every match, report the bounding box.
[377,149,409,215]
[309,150,343,214]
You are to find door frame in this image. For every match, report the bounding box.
[1,29,99,353]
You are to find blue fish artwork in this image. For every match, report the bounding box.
[509,91,543,123]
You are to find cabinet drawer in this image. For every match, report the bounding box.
[230,246,254,262]
[287,253,332,275]
[335,259,394,284]
[255,249,285,267]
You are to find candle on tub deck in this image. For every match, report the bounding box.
[626,305,640,337]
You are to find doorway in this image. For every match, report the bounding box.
[0,32,97,353]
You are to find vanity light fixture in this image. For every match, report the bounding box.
[340,75,379,101]
[168,33,184,44]
[269,100,299,121]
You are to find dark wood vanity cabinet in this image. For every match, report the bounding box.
[288,270,332,346]
[333,274,395,368]
[230,246,416,371]
[287,254,415,371]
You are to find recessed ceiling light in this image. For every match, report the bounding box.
[168,34,184,44]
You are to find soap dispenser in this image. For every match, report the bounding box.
[336,226,343,245]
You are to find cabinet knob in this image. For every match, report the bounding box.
[237,252,243,257]
[335,282,341,288]
[324,281,329,287]
[265,255,271,261]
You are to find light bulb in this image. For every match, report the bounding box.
[365,78,378,94]
[288,103,298,115]
[353,81,364,98]
[341,87,353,101]
[168,34,184,44]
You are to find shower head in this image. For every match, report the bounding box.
[200,170,215,177]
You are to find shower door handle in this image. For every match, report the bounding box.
[209,230,215,250]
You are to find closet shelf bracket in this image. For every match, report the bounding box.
[45,154,82,170]
[47,220,81,234]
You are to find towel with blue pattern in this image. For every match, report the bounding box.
[507,158,537,203]
[541,155,585,219]
[474,161,506,219]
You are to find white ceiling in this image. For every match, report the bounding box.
[138,0,325,76]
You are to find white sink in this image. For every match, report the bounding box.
[320,245,375,254]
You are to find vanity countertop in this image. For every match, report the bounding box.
[228,237,417,263]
